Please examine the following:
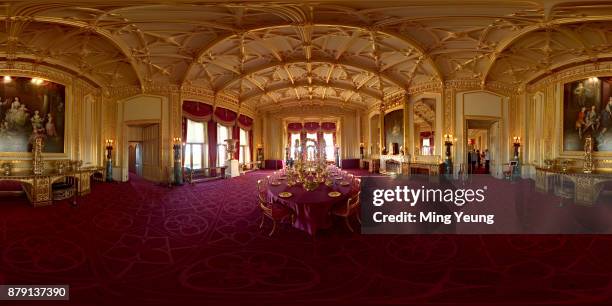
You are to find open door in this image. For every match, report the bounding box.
[466,119,499,175]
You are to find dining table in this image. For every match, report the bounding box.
[266,172,357,235]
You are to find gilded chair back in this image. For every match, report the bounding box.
[348,191,360,211]
[352,178,361,192]
[257,178,269,203]
[257,179,273,216]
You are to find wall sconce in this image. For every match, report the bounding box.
[359,143,364,159]
[443,134,454,144]
[3,76,12,83]
[443,134,454,175]
[512,136,521,161]
[105,139,114,182]
[105,139,114,160]
[172,137,183,185]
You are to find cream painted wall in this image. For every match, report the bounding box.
[463,92,503,117]
[341,113,360,159]
[263,114,283,160]
[369,114,380,157]
[79,94,100,168]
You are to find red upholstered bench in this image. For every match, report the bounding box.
[0,181,22,191]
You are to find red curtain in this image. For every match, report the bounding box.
[317,131,324,159]
[232,126,240,160]
[208,120,217,176]
[300,131,307,160]
[181,117,187,167]
[249,130,253,163]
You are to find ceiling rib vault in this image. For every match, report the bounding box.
[0,1,612,110]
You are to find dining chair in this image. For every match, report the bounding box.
[257,178,268,200]
[502,164,513,180]
[353,178,361,191]
[257,179,294,236]
[332,191,361,232]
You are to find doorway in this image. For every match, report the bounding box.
[466,119,499,175]
[125,123,160,182]
[128,142,143,177]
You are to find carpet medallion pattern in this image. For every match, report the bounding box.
[0,172,611,305]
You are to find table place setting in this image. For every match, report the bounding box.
[278,192,293,198]
[328,191,341,198]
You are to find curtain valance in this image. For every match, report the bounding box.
[320,122,336,132]
[287,123,303,132]
[237,114,254,131]
[288,122,336,133]
[304,122,320,132]
[214,107,238,126]
[182,100,213,121]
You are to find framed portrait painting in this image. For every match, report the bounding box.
[0,77,66,153]
[563,77,612,153]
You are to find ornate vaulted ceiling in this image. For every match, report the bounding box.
[2,1,612,109]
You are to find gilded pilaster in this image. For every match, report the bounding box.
[443,87,455,136]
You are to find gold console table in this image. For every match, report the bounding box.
[535,167,612,206]
[0,167,104,207]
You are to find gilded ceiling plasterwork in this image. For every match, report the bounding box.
[2,1,612,110]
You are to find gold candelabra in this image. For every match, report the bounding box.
[32,134,45,176]
[583,136,594,173]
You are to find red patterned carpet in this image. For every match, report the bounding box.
[1,171,612,305]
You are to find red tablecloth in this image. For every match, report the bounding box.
[267,179,355,235]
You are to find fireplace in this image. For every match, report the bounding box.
[385,159,400,174]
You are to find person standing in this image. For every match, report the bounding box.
[600,97,612,136]
[484,149,490,174]
[467,149,472,174]
[472,149,478,173]
[576,106,586,139]
[476,150,481,169]
[584,105,599,134]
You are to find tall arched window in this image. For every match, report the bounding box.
[323,133,334,161]
[289,133,300,159]
[185,119,208,169]
[306,133,317,160]
[217,124,230,167]
[239,128,250,164]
